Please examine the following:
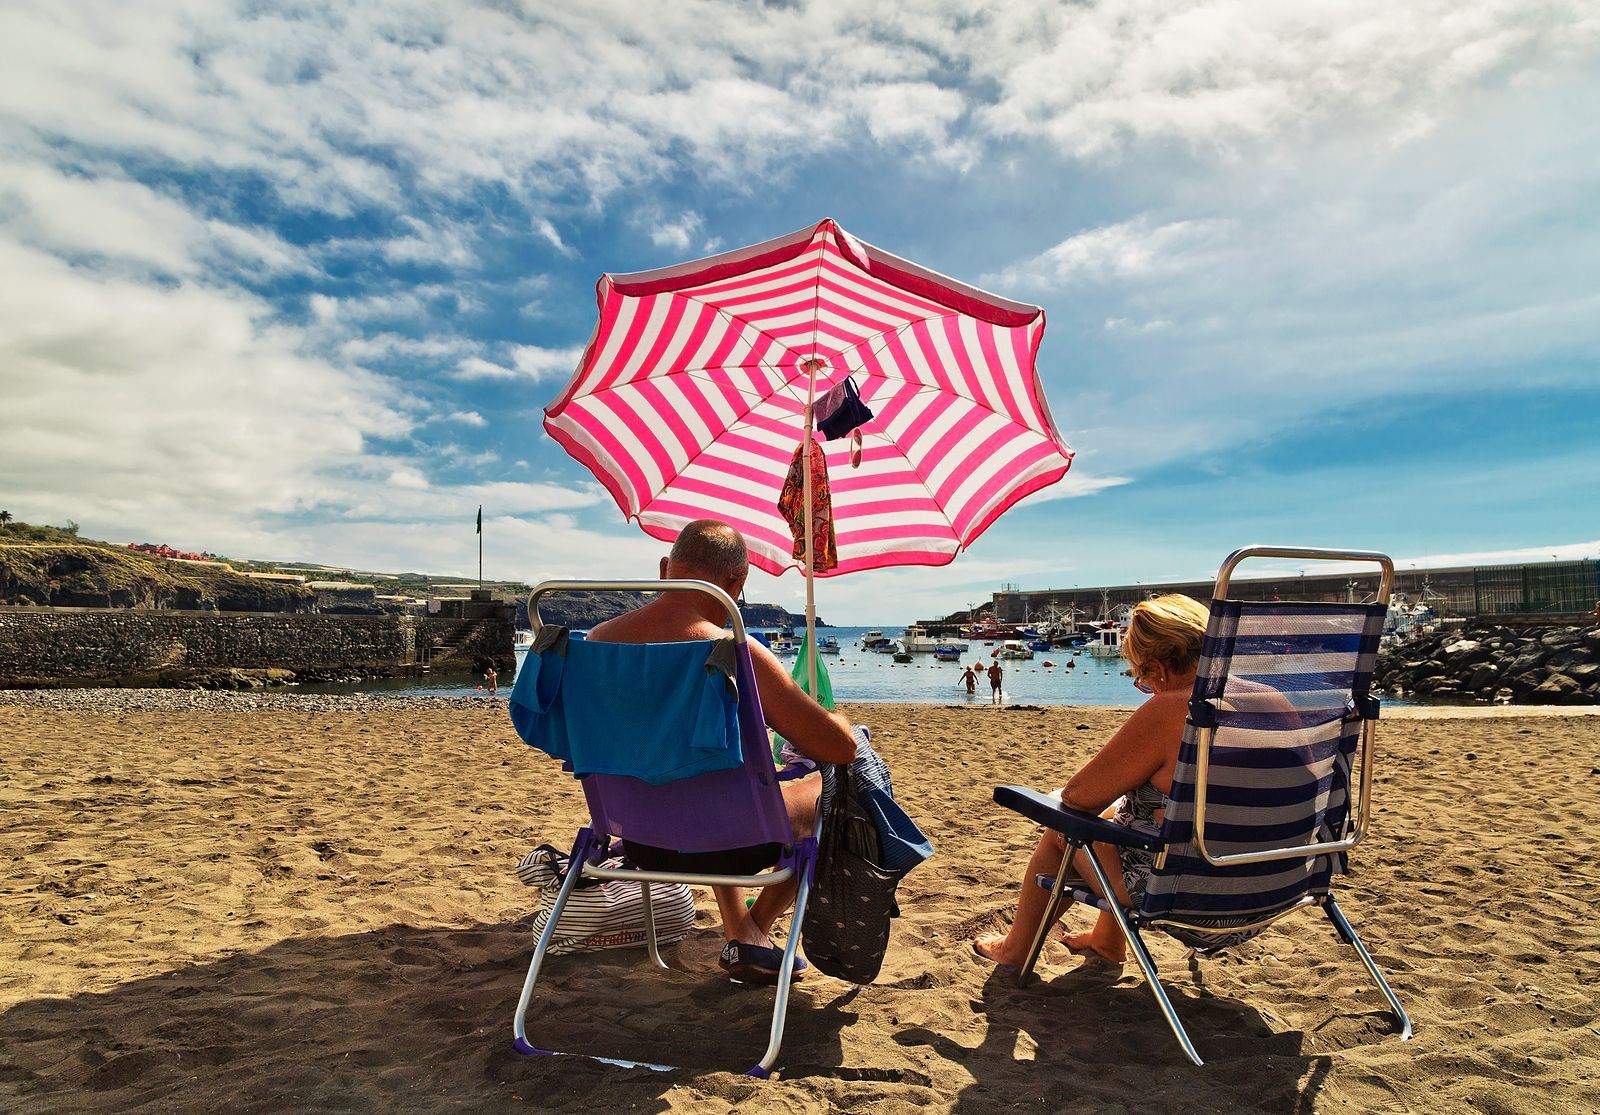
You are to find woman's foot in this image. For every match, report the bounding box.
[1061,928,1126,964]
[972,932,1032,968]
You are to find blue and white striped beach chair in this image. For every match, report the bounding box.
[994,546,1412,1065]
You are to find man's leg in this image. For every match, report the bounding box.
[711,773,822,945]
[748,773,821,936]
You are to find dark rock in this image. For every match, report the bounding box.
[1540,628,1583,649]
[1531,674,1583,704]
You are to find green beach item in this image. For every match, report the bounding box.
[791,631,835,710]
[771,631,836,762]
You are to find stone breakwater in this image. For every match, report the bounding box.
[0,687,497,714]
[1375,623,1600,705]
[0,608,514,689]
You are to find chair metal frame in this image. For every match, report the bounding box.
[995,546,1413,1066]
[510,578,815,1078]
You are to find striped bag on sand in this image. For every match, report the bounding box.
[517,845,698,954]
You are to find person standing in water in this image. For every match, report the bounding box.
[987,660,1004,704]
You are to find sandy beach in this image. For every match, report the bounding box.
[2,693,1596,1113]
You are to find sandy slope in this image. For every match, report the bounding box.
[1,698,1596,1112]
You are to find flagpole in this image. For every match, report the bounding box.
[477,504,483,589]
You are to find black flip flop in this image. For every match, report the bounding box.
[718,940,808,985]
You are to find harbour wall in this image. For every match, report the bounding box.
[0,606,516,688]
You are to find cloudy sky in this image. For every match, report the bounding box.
[3,1,1597,623]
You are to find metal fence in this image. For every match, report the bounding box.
[1473,560,1598,616]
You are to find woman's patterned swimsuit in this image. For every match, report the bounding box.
[1109,779,1167,904]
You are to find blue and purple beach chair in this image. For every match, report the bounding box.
[507,578,817,1078]
[994,545,1413,1065]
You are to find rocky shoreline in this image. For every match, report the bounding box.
[0,686,493,713]
[1375,622,1600,705]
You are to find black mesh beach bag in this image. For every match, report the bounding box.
[801,756,932,984]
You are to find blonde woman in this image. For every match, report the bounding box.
[975,594,1210,966]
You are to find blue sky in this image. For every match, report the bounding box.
[2,2,1597,624]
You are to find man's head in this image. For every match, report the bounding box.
[661,519,749,593]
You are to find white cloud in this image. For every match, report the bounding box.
[533,218,577,259]
[0,239,411,534]
[451,356,516,380]
[0,158,308,277]
[992,217,1232,290]
[511,343,585,382]
[648,211,704,253]
[446,410,487,427]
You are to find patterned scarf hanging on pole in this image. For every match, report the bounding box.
[778,437,838,573]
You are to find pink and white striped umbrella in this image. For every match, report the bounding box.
[545,218,1074,577]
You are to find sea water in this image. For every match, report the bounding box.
[295,623,1424,707]
[297,625,1140,706]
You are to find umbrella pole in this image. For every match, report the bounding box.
[802,360,818,701]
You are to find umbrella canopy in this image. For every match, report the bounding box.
[546,218,1074,577]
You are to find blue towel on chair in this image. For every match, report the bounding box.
[509,634,743,784]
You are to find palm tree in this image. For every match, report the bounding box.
[0,510,12,528]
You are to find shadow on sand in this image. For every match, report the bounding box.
[0,921,858,1114]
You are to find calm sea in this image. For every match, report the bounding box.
[296,625,1142,706]
[293,624,1428,707]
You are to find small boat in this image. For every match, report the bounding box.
[1085,624,1124,658]
[817,636,840,655]
[892,651,913,663]
[767,625,801,655]
[999,640,1034,660]
[932,645,964,662]
[1027,638,1052,652]
[900,625,968,654]
[513,629,535,650]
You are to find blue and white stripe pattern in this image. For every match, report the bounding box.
[1141,600,1387,927]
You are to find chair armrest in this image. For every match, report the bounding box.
[993,785,1162,852]
[776,760,816,782]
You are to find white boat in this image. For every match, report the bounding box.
[1085,624,1124,657]
[817,636,840,655]
[999,640,1034,660]
[901,624,969,654]
[860,629,895,651]
[514,629,535,650]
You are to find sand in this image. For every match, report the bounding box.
[2,695,1597,1113]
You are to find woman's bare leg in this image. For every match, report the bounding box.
[1061,841,1132,962]
[974,828,1084,966]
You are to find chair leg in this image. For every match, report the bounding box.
[640,881,668,970]
[1323,895,1413,1040]
[1017,840,1079,987]
[748,849,813,1079]
[1080,852,1205,1067]
[513,828,601,1055]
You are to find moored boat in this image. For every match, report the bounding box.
[1085,624,1124,657]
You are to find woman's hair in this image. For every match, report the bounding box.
[1122,593,1209,678]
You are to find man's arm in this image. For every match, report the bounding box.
[746,640,857,764]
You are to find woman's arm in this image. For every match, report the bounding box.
[1059,692,1186,813]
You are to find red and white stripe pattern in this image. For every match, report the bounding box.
[545,219,1074,576]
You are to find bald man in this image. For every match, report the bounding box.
[588,519,857,983]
